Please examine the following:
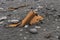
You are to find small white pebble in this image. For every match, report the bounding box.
[57,26,60,29]
[20,29,23,31]
[0,16,7,20]
[43,29,46,31]
[34,9,38,12]
[24,25,28,28]
[56,36,58,38]
[35,26,41,29]
[2,16,7,19]
[25,32,28,33]
[55,19,58,21]
[37,6,43,9]
[19,33,22,36]
[24,37,27,39]
[13,10,17,12]
[0,7,4,10]
[29,28,38,34]
[8,19,19,22]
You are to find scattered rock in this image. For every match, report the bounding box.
[24,25,29,28]
[55,19,58,21]
[0,16,7,21]
[58,36,60,40]
[37,6,44,9]
[0,7,6,11]
[13,10,17,12]
[28,28,38,34]
[43,28,47,31]
[35,26,41,29]
[56,36,58,38]
[34,9,38,12]
[51,8,57,12]
[57,26,60,29]
[24,37,27,40]
[44,33,51,39]
[25,32,29,33]
[8,19,19,23]
[19,33,22,36]
[0,7,4,10]
[20,29,23,31]
[0,21,4,24]
[46,7,51,10]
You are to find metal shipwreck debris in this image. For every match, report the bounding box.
[8,10,43,27]
[20,10,43,27]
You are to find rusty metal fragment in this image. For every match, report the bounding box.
[8,10,43,27]
[8,23,18,27]
[20,10,43,27]
[30,15,43,25]
[20,10,37,27]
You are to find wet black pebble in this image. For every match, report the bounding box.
[46,7,51,10]
[58,36,60,40]
[57,15,60,18]
[40,21,44,24]
[1,2,5,4]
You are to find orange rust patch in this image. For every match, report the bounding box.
[9,23,18,27]
[30,15,43,25]
[20,10,37,27]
